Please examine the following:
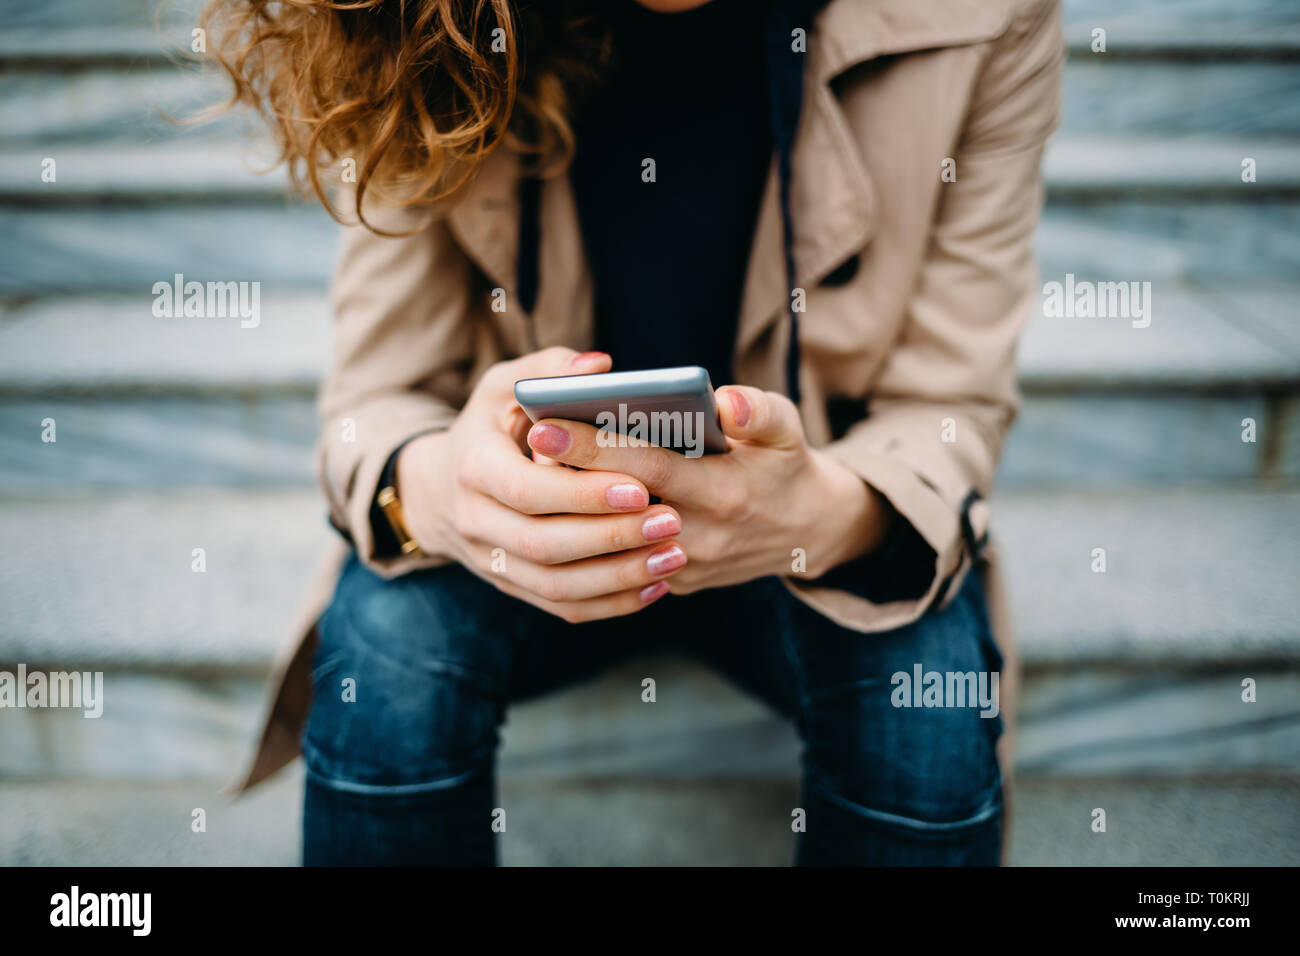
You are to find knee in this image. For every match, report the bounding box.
[803,682,1003,833]
[304,558,512,792]
[793,576,1004,830]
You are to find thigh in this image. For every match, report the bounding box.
[305,552,664,784]
[302,552,665,864]
[304,554,525,794]
[785,573,1005,864]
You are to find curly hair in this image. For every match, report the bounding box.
[197,0,609,231]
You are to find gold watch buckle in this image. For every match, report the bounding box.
[376,485,423,556]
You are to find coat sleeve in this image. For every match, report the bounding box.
[787,0,1064,632]
[315,190,477,577]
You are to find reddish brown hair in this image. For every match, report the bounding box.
[198,0,607,229]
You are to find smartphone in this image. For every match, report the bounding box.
[513,365,728,458]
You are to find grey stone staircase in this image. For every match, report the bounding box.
[1,0,1298,865]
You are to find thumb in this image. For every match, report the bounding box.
[507,346,611,384]
[486,347,611,436]
[717,385,805,450]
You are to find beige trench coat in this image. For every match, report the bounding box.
[232,0,1064,795]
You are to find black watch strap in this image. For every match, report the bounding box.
[368,447,406,557]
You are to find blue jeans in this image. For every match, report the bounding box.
[302,553,1005,866]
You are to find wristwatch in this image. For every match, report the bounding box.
[371,445,424,557]
[376,486,422,556]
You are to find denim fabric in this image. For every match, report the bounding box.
[302,553,1004,866]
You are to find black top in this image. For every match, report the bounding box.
[368,0,937,605]
[569,0,772,389]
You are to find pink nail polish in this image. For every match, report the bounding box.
[646,544,687,577]
[528,423,569,456]
[641,512,681,541]
[569,351,608,368]
[728,389,750,427]
[639,580,670,604]
[606,483,649,510]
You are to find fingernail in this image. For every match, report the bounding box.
[639,580,671,604]
[641,511,681,541]
[568,351,608,368]
[646,543,687,576]
[727,389,750,427]
[606,483,649,510]
[528,423,570,456]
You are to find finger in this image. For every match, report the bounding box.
[472,503,682,564]
[477,538,688,604]
[501,400,537,448]
[716,385,805,450]
[494,349,612,440]
[463,438,651,515]
[490,346,611,394]
[525,418,707,502]
[484,570,673,625]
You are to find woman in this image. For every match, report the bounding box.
[211,0,1063,865]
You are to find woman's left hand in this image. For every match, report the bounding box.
[525,385,893,594]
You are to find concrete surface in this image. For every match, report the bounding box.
[4,282,1297,392]
[3,0,1298,871]
[3,769,1296,866]
[5,665,1298,783]
[3,488,1297,670]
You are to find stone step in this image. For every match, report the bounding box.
[1015,279,1300,390]
[3,0,1296,63]
[2,486,1296,790]
[3,390,1294,492]
[1005,775,1300,867]
[0,396,316,490]
[1044,138,1300,196]
[1061,61,1300,135]
[3,661,1296,783]
[0,294,327,393]
[3,138,1296,200]
[3,31,1295,67]
[0,487,1295,673]
[3,282,1294,394]
[1034,197,1300,282]
[0,68,244,148]
[1,285,1297,489]
[0,205,335,294]
[1060,0,1300,42]
[0,142,295,202]
[1,769,1296,865]
[1001,393,1299,487]
[6,57,1300,148]
[2,196,1294,295]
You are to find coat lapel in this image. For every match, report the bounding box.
[446,146,592,354]
[445,146,540,353]
[734,0,1016,357]
[446,0,1016,364]
[446,145,518,290]
[812,0,1014,84]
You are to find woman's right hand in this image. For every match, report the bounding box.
[395,347,688,623]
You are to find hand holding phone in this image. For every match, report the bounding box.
[392,348,691,624]
[514,365,728,458]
